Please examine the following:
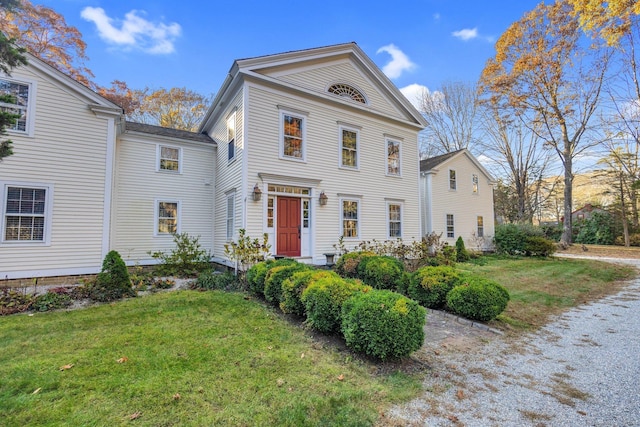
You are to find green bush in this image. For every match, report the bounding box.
[0,289,34,315]
[407,265,464,309]
[524,236,556,257]
[455,237,469,262]
[281,270,340,316]
[494,223,544,256]
[356,255,404,290]
[89,250,133,302]
[264,263,310,306]
[341,290,426,360]
[301,276,371,334]
[575,211,617,245]
[194,270,239,291]
[334,251,375,278]
[246,258,296,297]
[446,277,510,321]
[149,233,211,277]
[33,291,72,312]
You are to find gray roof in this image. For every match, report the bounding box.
[419,149,465,171]
[125,121,214,144]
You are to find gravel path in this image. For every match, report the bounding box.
[384,258,640,427]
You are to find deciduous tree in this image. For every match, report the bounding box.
[479,0,611,245]
[568,0,640,45]
[134,87,211,132]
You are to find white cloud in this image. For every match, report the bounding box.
[376,44,417,79]
[399,83,429,110]
[452,28,478,41]
[81,7,181,54]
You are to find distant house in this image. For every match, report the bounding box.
[420,149,496,251]
[571,203,607,222]
[1,43,429,280]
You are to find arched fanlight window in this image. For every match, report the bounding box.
[327,83,367,104]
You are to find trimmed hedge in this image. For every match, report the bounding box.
[246,258,296,297]
[264,263,311,305]
[301,276,372,334]
[334,251,375,278]
[281,270,340,316]
[356,255,405,290]
[407,266,464,309]
[446,277,510,321]
[341,290,426,360]
[524,236,556,257]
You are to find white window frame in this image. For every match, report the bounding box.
[279,108,307,162]
[339,124,359,170]
[156,144,182,173]
[446,213,455,238]
[1,181,53,246]
[472,174,479,194]
[0,76,36,137]
[477,216,484,238]
[449,169,457,191]
[154,199,181,237]
[227,111,236,163]
[387,201,403,239]
[340,198,360,239]
[226,192,235,241]
[386,138,402,176]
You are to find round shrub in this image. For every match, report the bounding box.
[264,263,310,306]
[301,276,372,334]
[334,251,375,278]
[341,290,426,360]
[246,258,296,297]
[524,236,556,257]
[407,266,464,309]
[90,250,133,302]
[356,255,404,290]
[446,277,510,322]
[494,223,544,256]
[280,270,340,316]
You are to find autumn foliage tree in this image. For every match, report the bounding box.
[479,0,611,245]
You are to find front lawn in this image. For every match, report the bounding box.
[459,255,637,329]
[0,291,420,426]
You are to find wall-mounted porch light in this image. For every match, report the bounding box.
[252,184,262,202]
[319,191,328,206]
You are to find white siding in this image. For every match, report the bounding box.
[0,66,113,279]
[111,134,215,264]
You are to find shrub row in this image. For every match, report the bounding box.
[494,224,556,257]
[246,259,425,360]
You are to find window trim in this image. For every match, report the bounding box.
[226,192,235,241]
[0,76,36,137]
[1,181,53,246]
[472,174,479,194]
[340,198,360,239]
[339,124,360,170]
[446,213,455,238]
[156,144,182,173]
[386,138,402,177]
[279,109,307,162]
[227,111,236,163]
[387,201,403,239]
[154,199,181,237]
[477,215,484,238]
[449,169,457,191]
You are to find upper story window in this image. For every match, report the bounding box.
[340,126,359,169]
[387,139,401,176]
[328,83,366,104]
[472,174,479,193]
[2,184,52,244]
[158,145,181,172]
[227,112,236,162]
[449,170,457,190]
[0,78,33,135]
[280,111,306,161]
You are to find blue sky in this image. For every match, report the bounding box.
[35,0,542,105]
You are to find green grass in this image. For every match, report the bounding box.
[459,256,637,330]
[0,291,421,426]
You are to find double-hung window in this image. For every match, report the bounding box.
[226,192,235,241]
[3,184,51,243]
[0,78,32,135]
[386,139,401,176]
[446,214,455,238]
[477,216,484,238]
[388,202,402,238]
[156,200,179,235]
[281,110,306,161]
[449,170,457,190]
[340,125,359,169]
[227,112,236,162]
[341,199,359,238]
[472,174,479,193]
[158,145,181,172]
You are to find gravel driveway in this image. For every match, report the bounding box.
[384,257,640,427]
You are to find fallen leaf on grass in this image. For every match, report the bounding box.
[32,388,42,394]
[117,357,129,364]
[59,364,74,371]
[300,353,305,359]
[129,411,141,420]
[276,378,285,387]
[337,374,344,381]
[172,393,181,401]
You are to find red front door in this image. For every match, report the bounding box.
[277,197,301,257]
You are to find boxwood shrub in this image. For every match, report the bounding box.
[446,277,510,321]
[280,270,340,316]
[407,265,464,309]
[264,262,311,306]
[524,236,557,257]
[356,255,404,290]
[334,251,375,278]
[341,290,426,360]
[246,258,296,297]
[301,276,372,334]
